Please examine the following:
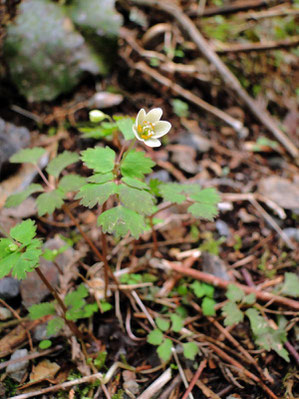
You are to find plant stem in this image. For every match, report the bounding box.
[101,202,109,298]
[35,267,84,340]
[34,164,54,190]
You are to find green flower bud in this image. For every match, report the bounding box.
[89,110,106,123]
[8,243,18,252]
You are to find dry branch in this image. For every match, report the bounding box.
[166,261,299,310]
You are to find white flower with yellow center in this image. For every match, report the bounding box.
[133,108,171,147]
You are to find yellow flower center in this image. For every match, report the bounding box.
[138,121,155,140]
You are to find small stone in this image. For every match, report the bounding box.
[148,170,171,183]
[6,349,29,382]
[0,307,12,321]
[20,237,74,308]
[177,131,211,153]
[282,228,299,242]
[259,176,299,210]
[216,220,231,237]
[0,277,20,300]
[0,118,30,173]
[202,252,230,281]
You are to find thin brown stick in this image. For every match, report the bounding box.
[0,345,62,370]
[8,372,106,399]
[189,0,286,17]
[35,267,84,340]
[208,317,273,384]
[213,35,299,53]
[132,0,299,159]
[208,343,279,399]
[0,299,33,352]
[181,359,207,399]
[166,261,299,310]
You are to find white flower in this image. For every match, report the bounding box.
[133,108,171,147]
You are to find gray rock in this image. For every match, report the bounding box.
[0,118,30,172]
[6,349,29,383]
[0,307,12,321]
[177,132,211,153]
[202,252,230,281]
[259,176,299,210]
[4,0,104,102]
[216,220,231,237]
[0,277,20,300]
[20,237,74,308]
[69,0,123,37]
[282,228,299,243]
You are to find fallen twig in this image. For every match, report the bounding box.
[137,368,172,399]
[213,35,299,53]
[132,0,299,159]
[208,343,279,399]
[166,261,299,310]
[189,0,286,17]
[181,359,207,399]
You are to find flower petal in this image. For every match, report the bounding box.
[145,108,163,123]
[153,121,172,138]
[136,108,146,126]
[143,138,161,147]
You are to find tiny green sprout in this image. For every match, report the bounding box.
[8,243,18,252]
[89,109,107,123]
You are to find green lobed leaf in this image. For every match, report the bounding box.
[0,238,15,260]
[156,317,170,332]
[191,281,214,298]
[118,184,155,215]
[188,202,218,221]
[12,239,42,279]
[147,329,163,345]
[157,338,173,362]
[0,251,20,279]
[58,175,86,193]
[188,188,220,220]
[159,183,186,204]
[182,342,198,360]
[246,308,289,362]
[98,206,147,239]
[122,176,149,190]
[10,219,37,245]
[36,189,65,216]
[79,123,117,139]
[115,117,135,140]
[226,284,245,302]
[46,317,65,336]
[29,302,56,320]
[120,149,155,179]
[222,301,244,326]
[170,314,183,332]
[81,147,115,173]
[75,182,118,208]
[65,284,88,308]
[10,147,46,164]
[281,273,299,298]
[46,151,79,178]
[100,300,113,312]
[202,297,216,316]
[88,172,114,184]
[5,184,44,208]
[243,293,256,305]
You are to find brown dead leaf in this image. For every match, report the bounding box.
[29,359,60,383]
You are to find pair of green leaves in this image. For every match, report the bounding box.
[222,284,289,362]
[147,315,198,362]
[0,219,42,280]
[191,281,216,316]
[29,284,98,336]
[6,148,85,216]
